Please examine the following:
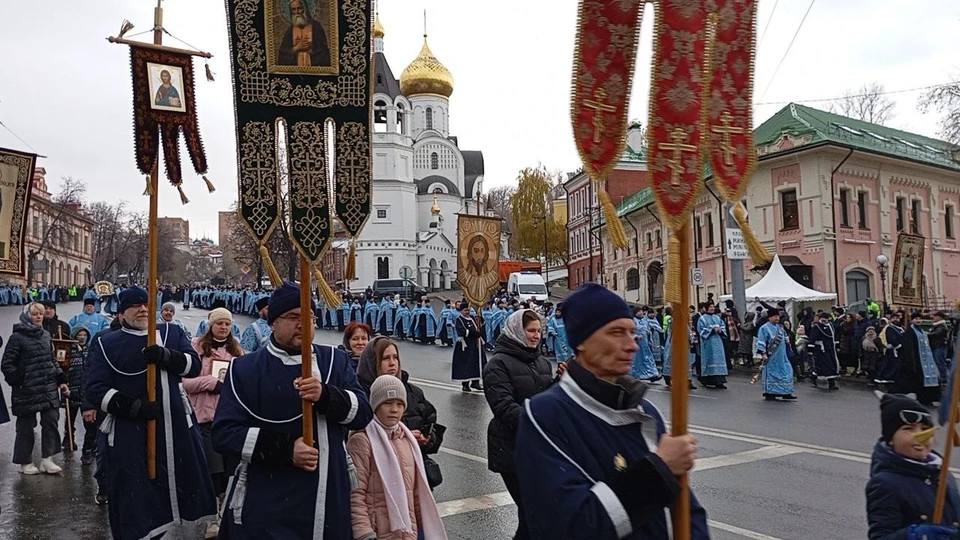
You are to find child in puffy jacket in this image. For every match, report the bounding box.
[866,392,960,540]
[63,326,97,463]
[348,375,447,540]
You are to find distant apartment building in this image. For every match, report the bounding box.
[158,217,190,245]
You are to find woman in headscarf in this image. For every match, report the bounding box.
[861,325,882,384]
[482,309,559,540]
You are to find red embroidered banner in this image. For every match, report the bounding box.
[648,2,712,232]
[571,0,643,181]
[707,0,758,203]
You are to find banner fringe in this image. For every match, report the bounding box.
[664,235,682,305]
[313,267,342,308]
[143,175,153,197]
[344,238,357,281]
[177,185,190,205]
[598,187,628,251]
[203,174,216,193]
[732,204,772,266]
[260,244,282,287]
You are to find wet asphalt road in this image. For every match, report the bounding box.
[0,301,952,539]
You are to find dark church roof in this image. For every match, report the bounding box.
[416,175,461,196]
[463,151,484,199]
[374,52,402,99]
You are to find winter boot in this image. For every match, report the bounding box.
[38,457,62,474]
[828,379,838,390]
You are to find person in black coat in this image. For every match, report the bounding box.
[41,300,71,340]
[482,309,561,540]
[1,303,69,475]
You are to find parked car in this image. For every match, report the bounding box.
[506,272,548,303]
[372,278,427,301]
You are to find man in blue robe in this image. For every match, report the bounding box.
[632,307,660,382]
[362,299,379,330]
[697,303,728,389]
[756,309,797,401]
[414,299,438,345]
[69,297,110,336]
[894,312,941,406]
[482,302,496,344]
[437,300,456,346]
[212,281,372,539]
[663,321,697,390]
[83,288,101,313]
[515,283,708,539]
[336,299,350,332]
[647,311,664,367]
[85,286,216,539]
[376,295,396,336]
[808,312,840,390]
[240,297,272,353]
[548,304,573,364]
[350,299,363,323]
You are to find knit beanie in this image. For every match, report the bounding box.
[161,301,176,313]
[268,281,301,325]
[369,375,407,411]
[208,308,233,326]
[119,286,148,313]
[255,296,270,311]
[562,283,633,352]
[879,392,932,443]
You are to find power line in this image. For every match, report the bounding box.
[757,0,779,49]
[0,119,40,155]
[754,81,954,107]
[758,0,817,102]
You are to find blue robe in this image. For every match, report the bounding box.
[662,326,694,380]
[515,374,710,539]
[548,316,573,363]
[212,343,372,539]
[482,308,496,343]
[376,300,396,336]
[240,319,272,353]
[394,306,412,337]
[412,306,437,341]
[647,317,664,364]
[756,322,794,396]
[632,318,659,380]
[363,302,379,329]
[698,313,728,377]
[69,311,110,336]
[336,303,351,330]
[350,303,363,323]
[438,307,457,343]
[84,324,216,539]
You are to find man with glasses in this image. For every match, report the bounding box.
[212,280,372,538]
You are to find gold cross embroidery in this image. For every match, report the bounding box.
[710,111,744,166]
[583,88,616,143]
[658,128,697,186]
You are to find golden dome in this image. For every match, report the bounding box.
[431,192,441,215]
[400,35,454,98]
[373,14,385,39]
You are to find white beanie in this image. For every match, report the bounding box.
[208,308,233,326]
[369,375,406,411]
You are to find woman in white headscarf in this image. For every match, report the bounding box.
[482,309,562,540]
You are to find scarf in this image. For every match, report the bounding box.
[502,309,539,349]
[862,330,879,353]
[18,310,38,329]
[365,418,447,539]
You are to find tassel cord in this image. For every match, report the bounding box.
[731,204,772,266]
[260,244,282,287]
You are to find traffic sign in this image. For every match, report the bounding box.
[399,266,414,279]
[726,228,748,260]
[691,267,704,286]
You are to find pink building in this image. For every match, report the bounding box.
[600,103,960,309]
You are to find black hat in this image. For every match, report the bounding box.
[118,286,149,313]
[911,312,923,320]
[40,300,56,309]
[254,297,270,311]
[562,283,633,351]
[83,297,96,306]
[879,392,932,443]
[211,299,227,310]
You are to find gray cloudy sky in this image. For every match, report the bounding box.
[0,0,957,240]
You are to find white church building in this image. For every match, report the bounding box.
[354,16,487,291]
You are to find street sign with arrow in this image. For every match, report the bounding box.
[726,228,748,260]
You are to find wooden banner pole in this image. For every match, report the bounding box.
[934,352,960,523]
[144,0,164,481]
[300,255,315,447]
[670,221,692,540]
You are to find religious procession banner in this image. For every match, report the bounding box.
[128,44,211,202]
[456,215,502,308]
[892,233,925,307]
[0,148,35,276]
[225,0,373,266]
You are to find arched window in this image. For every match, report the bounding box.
[425,107,433,130]
[612,272,618,291]
[430,152,439,170]
[626,268,640,291]
[377,256,390,279]
[845,269,871,306]
[374,99,388,133]
[647,262,663,305]
[396,102,405,134]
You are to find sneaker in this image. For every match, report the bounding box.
[38,457,62,474]
[19,463,40,475]
[95,490,108,505]
[782,394,798,401]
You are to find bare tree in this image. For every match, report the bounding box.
[28,176,87,285]
[829,82,896,125]
[919,80,960,144]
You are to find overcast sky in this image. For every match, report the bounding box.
[1,0,958,241]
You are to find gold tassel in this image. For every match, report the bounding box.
[203,174,216,193]
[344,238,357,281]
[177,185,190,205]
[259,244,282,287]
[664,236,682,305]
[143,175,153,197]
[314,267,342,308]
[732,204,772,266]
[205,62,215,82]
[598,187,628,251]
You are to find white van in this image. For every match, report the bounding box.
[507,271,548,303]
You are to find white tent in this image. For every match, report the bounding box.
[720,254,836,320]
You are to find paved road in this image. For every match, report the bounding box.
[0,302,951,539]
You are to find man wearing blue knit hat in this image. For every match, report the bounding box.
[515,283,709,539]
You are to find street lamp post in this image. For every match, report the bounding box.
[876,254,889,310]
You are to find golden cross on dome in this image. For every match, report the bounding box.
[583,88,616,143]
[710,111,744,166]
[658,128,697,186]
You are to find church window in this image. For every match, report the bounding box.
[911,199,921,234]
[655,229,662,248]
[374,99,388,133]
[376,74,383,85]
[946,204,956,239]
[377,257,390,279]
[32,216,38,238]
[377,209,387,219]
[430,152,439,170]
[858,191,869,229]
[425,107,434,130]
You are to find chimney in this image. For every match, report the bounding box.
[626,122,644,154]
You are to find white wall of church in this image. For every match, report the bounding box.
[410,96,449,138]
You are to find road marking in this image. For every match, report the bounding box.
[695,445,804,471]
[437,490,782,539]
[409,377,485,395]
[438,446,488,465]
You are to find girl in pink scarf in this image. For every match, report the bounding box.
[348,375,447,540]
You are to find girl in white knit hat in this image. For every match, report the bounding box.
[347,375,447,540]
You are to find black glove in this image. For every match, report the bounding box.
[137,400,161,420]
[143,345,189,374]
[106,392,161,421]
[252,429,296,468]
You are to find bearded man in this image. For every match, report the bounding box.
[84,286,215,539]
[278,0,331,67]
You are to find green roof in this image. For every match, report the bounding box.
[754,103,960,172]
[617,187,653,216]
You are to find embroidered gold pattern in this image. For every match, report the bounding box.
[658,128,698,186]
[336,122,371,236]
[238,121,279,240]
